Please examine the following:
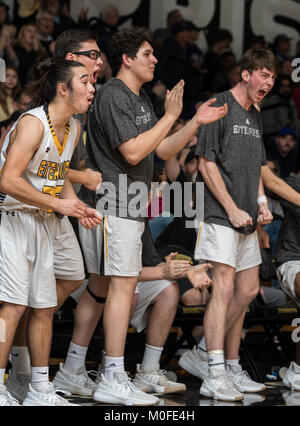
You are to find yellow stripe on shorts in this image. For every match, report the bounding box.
[105,216,108,260]
[196,222,204,248]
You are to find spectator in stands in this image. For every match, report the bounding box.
[89,4,119,55]
[273,33,292,62]
[279,58,293,78]
[202,28,233,90]
[267,127,298,178]
[15,90,31,111]
[210,51,237,93]
[35,9,55,54]
[0,22,19,68]
[248,35,268,50]
[185,20,204,72]
[0,66,20,122]
[43,0,77,36]
[0,1,10,26]
[17,0,41,28]
[261,74,298,147]
[14,23,46,87]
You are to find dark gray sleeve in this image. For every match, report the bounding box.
[195,116,224,163]
[101,87,141,150]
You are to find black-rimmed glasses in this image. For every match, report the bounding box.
[72,50,101,59]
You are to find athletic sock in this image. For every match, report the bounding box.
[31,366,49,393]
[0,368,5,385]
[226,358,240,371]
[140,344,163,372]
[208,350,226,375]
[64,342,88,373]
[10,346,31,376]
[197,337,208,360]
[104,356,124,382]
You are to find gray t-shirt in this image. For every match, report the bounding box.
[195,91,266,235]
[83,78,158,221]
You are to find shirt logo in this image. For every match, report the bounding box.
[246,119,250,125]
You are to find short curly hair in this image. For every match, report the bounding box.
[108,27,153,74]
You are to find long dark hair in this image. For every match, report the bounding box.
[25,59,85,108]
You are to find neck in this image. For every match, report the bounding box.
[6,87,13,97]
[117,70,143,96]
[230,83,253,111]
[48,100,72,129]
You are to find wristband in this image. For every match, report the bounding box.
[257,195,267,205]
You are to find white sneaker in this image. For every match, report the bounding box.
[0,385,21,406]
[178,346,208,380]
[200,369,244,402]
[227,365,266,393]
[93,371,159,406]
[5,373,30,404]
[52,363,98,396]
[283,362,300,391]
[22,383,79,406]
[133,364,186,394]
[278,271,300,308]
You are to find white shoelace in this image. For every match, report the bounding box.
[0,390,20,406]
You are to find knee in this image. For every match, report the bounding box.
[181,288,203,306]
[237,284,259,304]
[213,282,235,305]
[30,307,55,321]
[1,303,27,321]
[157,282,180,307]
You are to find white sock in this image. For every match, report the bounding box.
[64,342,88,373]
[104,356,124,381]
[0,368,5,385]
[140,344,163,371]
[197,337,208,359]
[226,359,240,370]
[208,350,225,373]
[10,346,31,377]
[31,366,49,393]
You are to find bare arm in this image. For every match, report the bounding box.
[262,164,300,207]
[198,157,252,228]
[0,115,87,218]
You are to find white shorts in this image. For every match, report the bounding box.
[130,279,173,333]
[0,211,85,308]
[278,261,300,305]
[194,222,261,272]
[79,216,144,277]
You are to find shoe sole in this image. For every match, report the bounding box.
[52,378,95,397]
[178,356,206,380]
[93,390,159,406]
[200,383,244,402]
[134,382,187,394]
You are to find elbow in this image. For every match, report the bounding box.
[0,176,10,195]
[123,152,140,166]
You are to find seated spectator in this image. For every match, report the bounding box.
[15,89,31,111]
[248,35,268,50]
[0,1,10,26]
[14,23,47,87]
[154,8,184,43]
[185,20,203,72]
[0,66,21,122]
[17,0,41,28]
[279,58,293,78]
[273,33,292,62]
[43,0,77,36]
[35,8,55,54]
[261,75,298,147]
[202,28,233,90]
[267,127,298,178]
[89,4,119,55]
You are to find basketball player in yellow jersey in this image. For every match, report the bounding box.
[0,59,101,406]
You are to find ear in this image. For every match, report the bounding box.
[65,52,74,61]
[122,53,133,68]
[57,82,67,96]
[241,69,250,83]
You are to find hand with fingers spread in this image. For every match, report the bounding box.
[79,207,102,229]
[195,98,228,126]
[55,198,88,218]
[164,80,185,120]
[227,207,253,228]
[163,252,191,280]
[186,263,213,290]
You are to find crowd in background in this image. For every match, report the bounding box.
[1,0,300,307]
